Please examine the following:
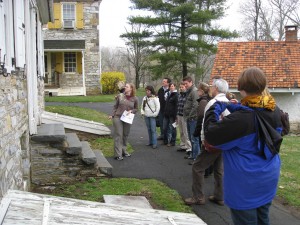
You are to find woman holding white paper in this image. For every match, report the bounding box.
[108,83,138,160]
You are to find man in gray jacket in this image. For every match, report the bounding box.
[183,76,200,163]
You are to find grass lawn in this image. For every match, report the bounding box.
[32,178,192,213]
[44,100,300,212]
[276,136,300,210]
[45,88,145,103]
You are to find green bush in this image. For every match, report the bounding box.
[101,71,125,94]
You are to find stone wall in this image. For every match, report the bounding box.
[59,73,83,88]
[44,1,101,95]
[0,72,31,198]
[30,142,99,185]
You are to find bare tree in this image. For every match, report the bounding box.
[239,0,300,41]
[120,22,152,89]
[101,47,127,72]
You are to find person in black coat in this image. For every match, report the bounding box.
[163,82,178,146]
[157,78,171,140]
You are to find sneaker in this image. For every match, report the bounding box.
[167,143,171,147]
[123,153,131,157]
[208,196,224,206]
[152,145,157,149]
[184,197,205,205]
[115,156,123,161]
[184,155,194,160]
[146,143,152,146]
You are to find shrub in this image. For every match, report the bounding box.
[101,71,126,94]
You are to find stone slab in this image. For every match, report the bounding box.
[42,111,111,135]
[65,133,82,155]
[94,150,112,176]
[81,141,96,164]
[31,124,65,143]
[103,195,153,209]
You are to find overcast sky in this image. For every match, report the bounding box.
[99,0,243,48]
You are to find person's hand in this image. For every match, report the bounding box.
[108,116,113,120]
[230,99,238,104]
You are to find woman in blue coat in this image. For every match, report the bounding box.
[204,67,282,225]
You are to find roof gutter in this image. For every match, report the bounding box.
[36,0,53,24]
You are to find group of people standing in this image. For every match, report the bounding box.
[108,67,282,225]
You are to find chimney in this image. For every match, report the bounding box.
[285,25,298,41]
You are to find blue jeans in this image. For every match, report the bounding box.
[144,116,157,146]
[158,110,164,137]
[230,202,272,225]
[163,116,176,144]
[187,119,200,159]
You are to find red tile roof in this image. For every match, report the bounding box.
[211,40,300,89]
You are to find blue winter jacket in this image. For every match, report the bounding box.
[204,102,282,210]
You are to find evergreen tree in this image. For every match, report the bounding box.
[128,0,238,79]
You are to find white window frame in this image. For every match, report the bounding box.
[64,52,76,73]
[61,2,76,29]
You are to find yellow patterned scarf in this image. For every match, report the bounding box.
[241,95,276,111]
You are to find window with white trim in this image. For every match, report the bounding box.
[62,3,75,29]
[64,52,76,73]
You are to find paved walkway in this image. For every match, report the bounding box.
[47,101,300,225]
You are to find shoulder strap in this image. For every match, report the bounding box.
[146,97,155,113]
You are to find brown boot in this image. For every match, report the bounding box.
[184,197,205,205]
[208,196,224,206]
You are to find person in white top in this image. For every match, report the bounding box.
[185,77,230,206]
[141,85,160,149]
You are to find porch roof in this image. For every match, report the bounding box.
[44,40,85,51]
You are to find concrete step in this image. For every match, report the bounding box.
[31,124,65,143]
[65,133,82,155]
[94,150,113,176]
[81,141,96,165]
[103,195,153,209]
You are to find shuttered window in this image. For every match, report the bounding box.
[0,2,6,62]
[14,0,25,68]
[47,3,83,29]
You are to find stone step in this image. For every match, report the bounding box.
[65,133,82,155]
[31,124,65,143]
[81,141,96,165]
[103,195,153,209]
[94,150,113,176]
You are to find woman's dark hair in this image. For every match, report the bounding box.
[238,67,266,95]
[198,82,209,94]
[169,82,176,88]
[145,85,155,95]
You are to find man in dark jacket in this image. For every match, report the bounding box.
[157,78,171,140]
[183,76,200,161]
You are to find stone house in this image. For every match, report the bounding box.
[211,25,300,133]
[44,0,102,96]
[0,0,52,198]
